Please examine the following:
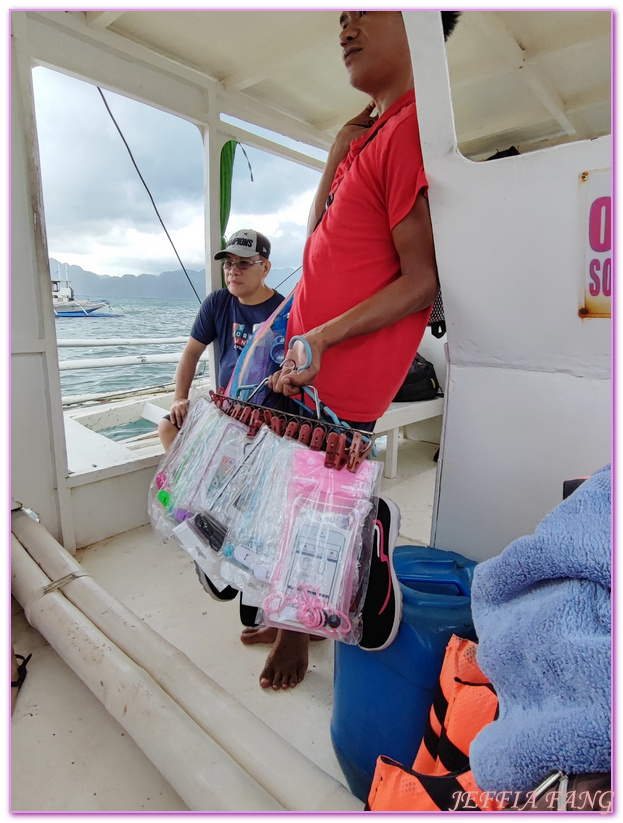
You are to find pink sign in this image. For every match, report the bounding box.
[583,170,611,318]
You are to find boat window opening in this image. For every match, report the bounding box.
[226,143,321,295]
[446,10,611,161]
[31,65,207,448]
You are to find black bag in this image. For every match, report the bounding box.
[393,353,443,402]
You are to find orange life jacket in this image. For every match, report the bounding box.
[367,634,505,811]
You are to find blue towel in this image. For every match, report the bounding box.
[470,465,611,792]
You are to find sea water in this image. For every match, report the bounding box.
[56,297,204,440]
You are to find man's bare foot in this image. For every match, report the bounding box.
[241,626,324,646]
[259,629,309,690]
[241,626,279,645]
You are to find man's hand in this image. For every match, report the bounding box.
[331,101,378,162]
[168,337,207,427]
[307,102,378,235]
[268,334,324,397]
[169,398,190,428]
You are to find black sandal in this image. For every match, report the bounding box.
[11,653,32,692]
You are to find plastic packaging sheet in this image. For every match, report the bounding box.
[258,446,382,644]
[148,397,247,541]
[217,428,304,606]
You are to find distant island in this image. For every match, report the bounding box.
[49,259,296,301]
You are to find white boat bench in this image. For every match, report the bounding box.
[373,398,444,479]
[63,415,135,473]
[141,400,173,426]
[141,397,445,480]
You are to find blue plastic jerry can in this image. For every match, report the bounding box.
[330,545,477,803]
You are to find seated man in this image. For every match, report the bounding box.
[158,229,284,450]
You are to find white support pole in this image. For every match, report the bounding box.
[202,87,229,391]
[11,13,76,551]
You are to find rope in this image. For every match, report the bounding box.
[24,571,92,623]
[275,265,302,291]
[97,87,202,304]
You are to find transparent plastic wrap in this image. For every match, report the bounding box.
[260,449,382,644]
[200,425,274,530]
[217,429,305,611]
[148,397,247,543]
[226,290,294,402]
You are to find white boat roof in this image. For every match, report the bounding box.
[31,9,611,159]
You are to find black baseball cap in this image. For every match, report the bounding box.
[214,229,271,260]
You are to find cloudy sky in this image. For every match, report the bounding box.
[31,66,324,285]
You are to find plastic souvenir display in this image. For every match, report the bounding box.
[148,397,247,541]
[210,428,303,603]
[149,384,382,642]
[260,448,381,643]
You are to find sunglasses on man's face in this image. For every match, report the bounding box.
[222,259,265,271]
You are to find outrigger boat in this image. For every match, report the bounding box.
[10,10,611,812]
[52,276,111,317]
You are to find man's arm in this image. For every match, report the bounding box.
[307,103,378,236]
[273,191,439,396]
[168,337,208,427]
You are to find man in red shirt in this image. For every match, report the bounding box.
[248,11,460,690]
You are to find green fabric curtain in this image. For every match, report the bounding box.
[219,140,238,286]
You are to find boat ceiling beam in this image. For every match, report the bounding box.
[472,11,577,137]
[216,86,334,152]
[25,11,333,157]
[458,81,610,154]
[84,11,124,31]
[26,12,212,126]
[452,30,611,93]
[528,31,611,66]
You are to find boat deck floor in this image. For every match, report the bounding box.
[10,437,439,813]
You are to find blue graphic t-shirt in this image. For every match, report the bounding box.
[190,288,285,388]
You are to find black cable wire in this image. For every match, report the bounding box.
[97,87,202,304]
[275,264,302,290]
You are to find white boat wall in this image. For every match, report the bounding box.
[11,9,611,558]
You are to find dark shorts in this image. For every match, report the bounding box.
[162,413,180,430]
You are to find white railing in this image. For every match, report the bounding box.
[57,337,188,347]
[58,336,209,406]
[59,352,209,370]
[57,336,200,369]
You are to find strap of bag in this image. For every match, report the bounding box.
[428,289,446,338]
[314,116,392,230]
